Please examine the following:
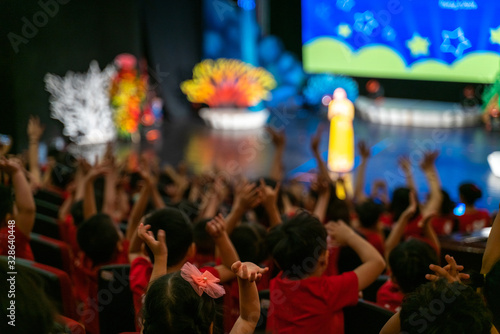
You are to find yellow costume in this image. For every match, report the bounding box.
[328,88,354,173]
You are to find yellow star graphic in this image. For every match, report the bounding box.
[406,33,430,57]
[491,25,500,45]
[338,24,352,38]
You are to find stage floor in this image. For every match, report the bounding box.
[155,112,500,213]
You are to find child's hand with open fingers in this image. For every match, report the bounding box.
[206,214,227,240]
[235,180,261,210]
[137,223,168,258]
[426,254,470,283]
[325,220,356,247]
[231,261,269,283]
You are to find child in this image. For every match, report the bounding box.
[265,211,385,333]
[138,222,268,334]
[128,209,239,325]
[354,199,385,256]
[0,158,36,261]
[75,213,129,334]
[457,183,490,233]
[381,255,492,334]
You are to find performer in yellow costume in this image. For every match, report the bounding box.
[328,88,354,173]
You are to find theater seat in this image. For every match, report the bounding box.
[35,189,64,206]
[362,275,389,303]
[344,299,395,334]
[98,264,136,334]
[255,289,270,334]
[4,256,77,320]
[30,233,73,273]
[33,213,63,240]
[58,315,86,334]
[35,198,60,219]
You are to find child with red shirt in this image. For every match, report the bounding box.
[265,211,386,334]
[0,158,36,261]
[128,209,239,330]
[457,183,490,233]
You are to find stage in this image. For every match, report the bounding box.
[153,109,500,213]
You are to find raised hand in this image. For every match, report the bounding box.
[27,116,45,141]
[235,180,261,210]
[206,213,228,240]
[0,158,22,175]
[358,141,371,160]
[267,127,286,149]
[420,151,439,171]
[311,125,325,153]
[325,220,356,246]
[398,156,412,174]
[426,254,470,283]
[137,223,168,258]
[231,261,269,283]
[259,178,281,206]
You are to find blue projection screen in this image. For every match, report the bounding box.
[302,0,500,83]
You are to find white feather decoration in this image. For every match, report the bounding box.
[45,61,117,145]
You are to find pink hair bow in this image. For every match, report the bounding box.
[180,262,226,298]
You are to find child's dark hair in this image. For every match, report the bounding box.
[193,219,215,256]
[70,200,85,226]
[459,183,482,206]
[144,207,193,267]
[355,199,384,229]
[0,258,57,334]
[390,187,420,222]
[439,189,455,215]
[77,213,120,266]
[230,222,268,264]
[388,239,438,294]
[266,211,326,279]
[142,272,219,334]
[0,185,13,223]
[484,260,500,330]
[400,279,491,334]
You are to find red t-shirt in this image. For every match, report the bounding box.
[457,210,490,233]
[267,271,359,334]
[431,215,455,236]
[129,257,221,329]
[0,225,34,261]
[357,227,385,256]
[73,240,130,334]
[376,279,404,313]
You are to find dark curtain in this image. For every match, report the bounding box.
[0,0,201,153]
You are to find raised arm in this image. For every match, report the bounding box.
[137,223,168,285]
[27,116,45,187]
[230,261,269,334]
[311,125,330,181]
[353,141,370,203]
[398,156,416,192]
[482,205,500,274]
[206,214,239,283]
[384,192,417,261]
[126,171,153,241]
[420,151,443,215]
[82,165,109,220]
[312,177,331,223]
[259,179,282,228]
[0,158,36,236]
[225,180,261,234]
[267,127,286,182]
[326,220,386,290]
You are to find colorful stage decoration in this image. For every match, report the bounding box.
[482,71,500,131]
[109,53,148,140]
[328,88,355,173]
[181,58,276,130]
[45,61,117,146]
[202,0,305,108]
[302,0,500,83]
[303,74,358,107]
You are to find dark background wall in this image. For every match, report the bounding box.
[0,0,201,153]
